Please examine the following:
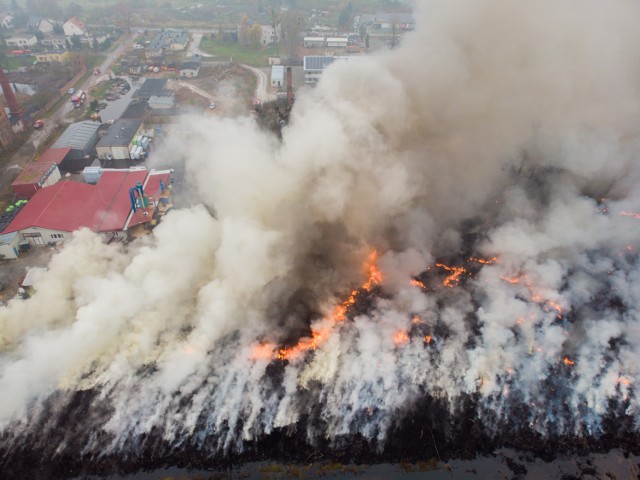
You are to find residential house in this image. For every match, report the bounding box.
[5,35,38,48]
[63,16,86,36]
[28,16,56,34]
[1,168,173,244]
[40,35,67,50]
[260,24,280,45]
[0,13,13,29]
[179,55,201,78]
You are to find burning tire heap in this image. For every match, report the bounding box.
[2,0,640,478]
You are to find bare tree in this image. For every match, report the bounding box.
[238,15,249,47]
[114,1,133,34]
[280,11,303,63]
[249,24,262,49]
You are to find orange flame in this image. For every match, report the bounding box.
[394,330,409,346]
[251,250,383,363]
[617,376,633,386]
[562,357,575,366]
[411,278,427,289]
[436,263,467,287]
[424,335,432,344]
[250,342,276,361]
[500,275,522,284]
[468,256,498,265]
[411,315,424,325]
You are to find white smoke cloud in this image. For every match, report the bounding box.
[2,0,640,466]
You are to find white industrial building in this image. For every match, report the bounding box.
[270,65,284,88]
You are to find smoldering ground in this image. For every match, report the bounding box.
[2,0,640,476]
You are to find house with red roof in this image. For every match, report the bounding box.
[2,168,172,246]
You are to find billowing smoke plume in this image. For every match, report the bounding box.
[2,0,640,473]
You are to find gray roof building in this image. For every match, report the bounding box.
[134,78,170,99]
[149,29,189,51]
[96,119,143,149]
[121,99,148,120]
[52,121,101,156]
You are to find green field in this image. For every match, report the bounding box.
[199,38,277,67]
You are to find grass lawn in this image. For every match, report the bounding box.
[199,38,277,67]
[1,55,35,71]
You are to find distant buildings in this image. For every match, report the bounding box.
[372,12,415,30]
[148,29,189,55]
[5,35,38,48]
[303,55,349,83]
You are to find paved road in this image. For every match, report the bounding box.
[241,64,276,103]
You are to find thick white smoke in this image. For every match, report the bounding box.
[2,0,640,466]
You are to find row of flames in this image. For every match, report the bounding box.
[248,249,634,387]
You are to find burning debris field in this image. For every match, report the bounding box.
[3,0,640,477]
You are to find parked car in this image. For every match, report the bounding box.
[208,102,216,109]
[67,87,75,95]
[33,119,44,129]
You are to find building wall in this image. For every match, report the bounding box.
[179,68,199,78]
[6,36,37,47]
[63,22,84,36]
[36,52,70,63]
[38,20,54,34]
[19,227,70,246]
[0,234,20,259]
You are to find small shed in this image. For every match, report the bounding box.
[0,231,20,259]
[271,65,284,88]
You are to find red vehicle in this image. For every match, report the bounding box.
[8,49,31,56]
[71,90,86,108]
[33,119,44,129]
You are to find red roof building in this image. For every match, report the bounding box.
[38,147,72,166]
[11,162,61,199]
[2,168,172,245]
